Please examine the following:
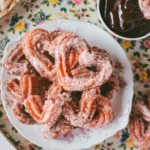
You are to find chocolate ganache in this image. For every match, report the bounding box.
[100,0,150,38]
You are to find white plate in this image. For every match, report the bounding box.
[1,20,134,150]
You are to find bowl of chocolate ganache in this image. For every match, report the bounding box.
[97,0,150,40]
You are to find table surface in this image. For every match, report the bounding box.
[0,0,149,150]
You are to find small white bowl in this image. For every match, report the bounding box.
[97,0,150,41]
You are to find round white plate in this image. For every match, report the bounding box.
[1,20,134,150]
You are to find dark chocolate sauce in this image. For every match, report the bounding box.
[100,0,150,38]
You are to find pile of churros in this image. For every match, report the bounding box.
[4,29,124,139]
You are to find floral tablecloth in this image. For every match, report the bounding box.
[0,0,149,150]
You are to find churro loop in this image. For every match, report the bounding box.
[21,74,50,99]
[22,29,56,81]
[7,78,36,124]
[4,43,33,75]
[55,33,113,91]
[24,93,69,127]
[63,89,97,127]
[24,95,44,122]
[128,116,150,149]
[85,95,113,128]
[22,29,78,81]
[134,100,150,122]
[7,73,50,102]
